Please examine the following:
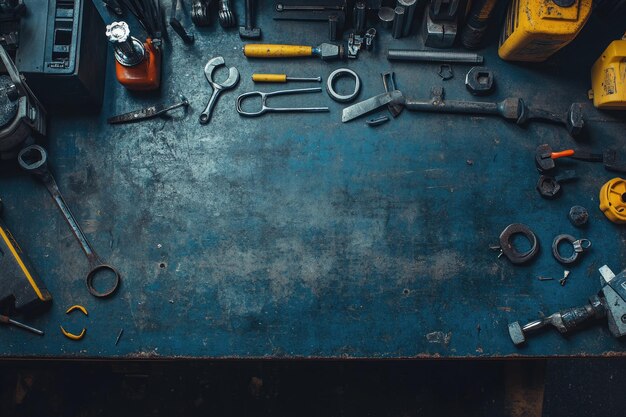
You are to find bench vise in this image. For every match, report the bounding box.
[508,265,626,345]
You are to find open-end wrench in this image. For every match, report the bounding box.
[199,56,240,125]
[17,145,121,298]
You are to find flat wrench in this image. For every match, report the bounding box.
[18,145,121,298]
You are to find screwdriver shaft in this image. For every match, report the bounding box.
[252,73,321,83]
[1,315,44,335]
[287,76,321,82]
[9,319,44,335]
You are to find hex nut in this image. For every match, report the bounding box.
[465,67,494,96]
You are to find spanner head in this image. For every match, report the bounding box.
[204,56,240,90]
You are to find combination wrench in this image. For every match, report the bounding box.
[18,145,121,298]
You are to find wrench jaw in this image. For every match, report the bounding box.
[200,56,240,124]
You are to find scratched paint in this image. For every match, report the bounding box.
[0,6,624,359]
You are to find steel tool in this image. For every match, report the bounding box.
[108,96,189,124]
[341,90,404,122]
[392,6,405,39]
[509,265,626,345]
[490,223,539,265]
[465,67,494,95]
[236,87,329,117]
[552,234,591,265]
[535,144,626,173]
[17,145,121,298]
[275,3,344,12]
[381,72,403,117]
[347,27,376,58]
[273,1,347,40]
[170,0,195,44]
[387,49,484,64]
[200,56,240,124]
[0,315,43,335]
[353,1,366,33]
[536,170,577,199]
[326,68,361,103]
[398,0,417,36]
[240,0,261,39]
[402,87,585,137]
[423,0,463,47]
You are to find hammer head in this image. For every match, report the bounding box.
[239,26,261,40]
[566,103,584,137]
[318,43,344,61]
[535,144,555,173]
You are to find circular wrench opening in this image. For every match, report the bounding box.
[86,265,121,298]
[498,223,539,264]
[326,68,361,103]
[551,234,590,265]
[17,145,47,171]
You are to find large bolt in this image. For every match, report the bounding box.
[105,21,145,67]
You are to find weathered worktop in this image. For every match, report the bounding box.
[0,4,625,358]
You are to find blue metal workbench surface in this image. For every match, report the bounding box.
[0,4,625,359]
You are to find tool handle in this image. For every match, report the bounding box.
[244,44,312,58]
[252,74,287,83]
[551,149,575,159]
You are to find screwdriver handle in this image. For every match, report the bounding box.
[252,73,288,82]
[244,44,313,58]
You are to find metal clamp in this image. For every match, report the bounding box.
[326,68,361,103]
[492,223,539,264]
[552,234,591,264]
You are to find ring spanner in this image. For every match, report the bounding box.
[18,145,121,298]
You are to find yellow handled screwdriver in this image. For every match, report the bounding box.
[243,43,344,61]
[252,74,322,83]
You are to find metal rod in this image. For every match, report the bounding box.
[387,49,484,63]
[392,6,405,39]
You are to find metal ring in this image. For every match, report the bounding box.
[552,234,591,265]
[86,265,121,298]
[17,145,47,171]
[498,223,539,264]
[326,68,361,103]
